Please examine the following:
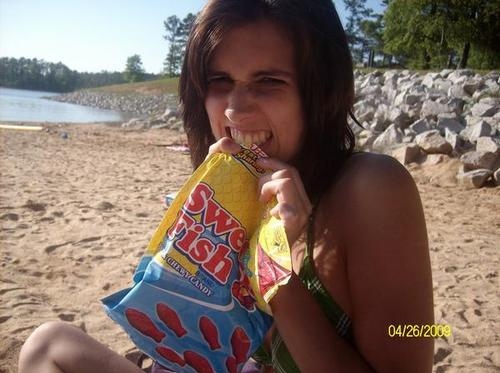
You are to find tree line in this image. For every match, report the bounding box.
[162,1,498,73]
[0,57,159,93]
[2,2,497,93]
[344,0,498,70]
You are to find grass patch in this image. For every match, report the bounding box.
[88,77,180,96]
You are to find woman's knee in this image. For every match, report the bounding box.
[19,321,75,366]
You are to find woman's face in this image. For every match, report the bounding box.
[204,20,304,162]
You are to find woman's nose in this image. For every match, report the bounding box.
[224,85,255,123]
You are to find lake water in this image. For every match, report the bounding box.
[0,87,132,123]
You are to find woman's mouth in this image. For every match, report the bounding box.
[228,127,272,146]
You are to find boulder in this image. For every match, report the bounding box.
[448,85,468,99]
[470,102,497,117]
[392,144,423,165]
[410,118,433,134]
[493,168,500,186]
[457,169,493,189]
[161,107,179,121]
[462,78,484,96]
[445,128,462,153]
[469,120,494,143]
[372,124,404,152]
[460,150,499,171]
[415,130,452,154]
[476,137,500,155]
[421,100,453,118]
[388,107,410,129]
[357,130,377,150]
[437,117,465,134]
[350,69,500,187]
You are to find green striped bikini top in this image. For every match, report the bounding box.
[252,219,353,372]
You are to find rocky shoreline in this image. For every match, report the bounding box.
[50,69,500,188]
[49,90,179,117]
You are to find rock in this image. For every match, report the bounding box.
[447,69,475,83]
[469,120,494,143]
[392,144,422,165]
[358,84,382,98]
[161,107,179,121]
[421,100,453,118]
[457,169,493,189]
[410,118,433,134]
[49,91,178,117]
[122,118,143,128]
[169,120,184,131]
[462,77,484,95]
[448,85,468,99]
[470,102,497,117]
[388,107,410,129]
[446,97,466,115]
[437,117,464,134]
[476,137,500,154]
[415,130,452,154]
[478,96,500,108]
[405,93,424,105]
[493,168,500,186]
[445,128,462,153]
[357,130,377,150]
[285,69,500,188]
[460,150,499,171]
[372,124,404,152]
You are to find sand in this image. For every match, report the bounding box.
[0,123,498,372]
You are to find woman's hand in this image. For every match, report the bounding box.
[256,157,312,252]
[206,138,313,264]
[206,137,241,159]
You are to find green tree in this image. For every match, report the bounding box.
[124,54,145,82]
[343,0,373,64]
[163,13,196,77]
[0,57,132,92]
[383,0,499,69]
[163,15,182,77]
[359,15,384,67]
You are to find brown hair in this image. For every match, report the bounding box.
[179,0,355,204]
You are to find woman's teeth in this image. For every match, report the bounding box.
[229,128,271,146]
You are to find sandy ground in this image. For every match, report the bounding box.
[0,123,498,373]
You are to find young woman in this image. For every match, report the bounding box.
[18,1,434,372]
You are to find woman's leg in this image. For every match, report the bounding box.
[18,321,144,373]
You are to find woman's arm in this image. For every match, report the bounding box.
[269,153,434,372]
[340,154,434,372]
[270,273,375,372]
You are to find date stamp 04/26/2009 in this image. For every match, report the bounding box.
[388,324,452,338]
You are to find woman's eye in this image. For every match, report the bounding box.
[207,76,232,85]
[257,77,284,85]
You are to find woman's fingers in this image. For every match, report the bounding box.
[257,158,312,214]
[206,137,241,159]
[257,158,312,245]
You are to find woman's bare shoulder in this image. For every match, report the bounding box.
[323,156,434,371]
[328,152,420,212]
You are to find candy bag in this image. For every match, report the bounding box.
[246,214,292,314]
[102,145,280,373]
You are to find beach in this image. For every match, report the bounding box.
[0,123,498,372]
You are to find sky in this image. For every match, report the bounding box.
[0,0,384,74]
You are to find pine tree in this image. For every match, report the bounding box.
[163,13,196,77]
[343,0,373,65]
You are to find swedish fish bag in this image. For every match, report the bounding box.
[102,145,278,373]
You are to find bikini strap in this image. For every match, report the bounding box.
[304,204,317,260]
